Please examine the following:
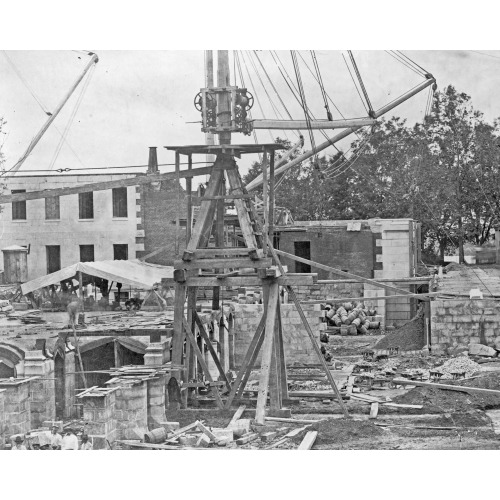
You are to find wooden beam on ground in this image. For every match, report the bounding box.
[255,281,280,424]
[227,405,246,427]
[297,430,318,450]
[273,249,430,301]
[392,378,500,396]
[0,165,215,205]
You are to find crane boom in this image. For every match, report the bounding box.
[2,52,99,177]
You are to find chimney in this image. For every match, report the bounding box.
[148,147,158,174]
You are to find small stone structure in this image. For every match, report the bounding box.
[107,377,148,440]
[431,299,500,354]
[232,303,326,366]
[0,377,33,439]
[78,386,119,450]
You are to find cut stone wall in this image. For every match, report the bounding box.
[0,378,32,438]
[430,299,500,354]
[64,351,76,418]
[79,388,118,450]
[233,303,326,367]
[292,282,364,302]
[23,351,55,429]
[147,374,166,429]
[108,378,148,440]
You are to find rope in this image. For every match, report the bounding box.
[396,51,429,76]
[310,50,333,121]
[385,50,424,77]
[342,53,368,114]
[348,51,374,115]
[240,51,275,143]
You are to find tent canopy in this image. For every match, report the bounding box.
[21,259,174,295]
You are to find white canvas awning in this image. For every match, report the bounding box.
[21,259,174,295]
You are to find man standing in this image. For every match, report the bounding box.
[50,425,62,450]
[80,434,93,450]
[12,436,27,450]
[61,428,79,450]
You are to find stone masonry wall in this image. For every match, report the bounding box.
[23,352,55,429]
[147,374,166,429]
[108,378,148,440]
[431,299,500,354]
[64,352,76,419]
[233,303,326,367]
[293,282,364,302]
[0,379,31,438]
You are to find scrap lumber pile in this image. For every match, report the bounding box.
[7,309,45,324]
[323,302,381,336]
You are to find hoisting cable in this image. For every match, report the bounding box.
[291,50,322,179]
[385,51,424,77]
[246,50,291,141]
[240,51,275,143]
[396,51,430,77]
[348,51,374,117]
[342,53,369,114]
[310,50,333,121]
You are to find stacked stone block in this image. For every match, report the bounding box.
[146,374,166,429]
[0,378,32,438]
[79,388,118,450]
[293,282,364,302]
[23,351,55,429]
[108,378,148,440]
[144,341,169,366]
[431,299,500,354]
[233,303,326,366]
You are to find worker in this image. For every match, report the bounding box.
[67,298,80,329]
[50,425,62,450]
[61,428,79,450]
[80,434,93,450]
[12,436,27,450]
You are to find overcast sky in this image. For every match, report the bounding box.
[2,50,500,183]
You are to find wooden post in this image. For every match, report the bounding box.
[114,339,121,368]
[262,149,269,257]
[269,150,275,247]
[171,282,187,382]
[186,154,193,241]
[255,281,280,424]
[277,300,289,399]
[175,151,180,256]
[184,287,197,407]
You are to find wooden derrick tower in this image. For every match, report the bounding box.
[168,51,348,422]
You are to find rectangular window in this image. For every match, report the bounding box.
[294,241,311,273]
[112,187,128,218]
[113,244,128,260]
[46,246,61,274]
[45,196,60,220]
[79,192,94,219]
[12,190,26,220]
[80,244,95,262]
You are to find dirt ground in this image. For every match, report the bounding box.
[374,316,425,351]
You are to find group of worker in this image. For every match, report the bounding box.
[11,425,93,450]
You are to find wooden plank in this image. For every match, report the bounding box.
[171,283,186,384]
[273,249,430,301]
[193,247,257,258]
[251,118,376,130]
[193,312,231,392]
[185,275,313,287]
[197,421,217,441]
[182,318,224,408]
[392,378,500,396]
[165,421,201,442]
[269,291,282,411]
[265,417,322,425]
[175,257,273,270]
[235,433,259,445]
[227,405,246,427]
[298,430,318,450]
[268,243,349,418]
[0,165,215,204]
[255,282,280,424]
